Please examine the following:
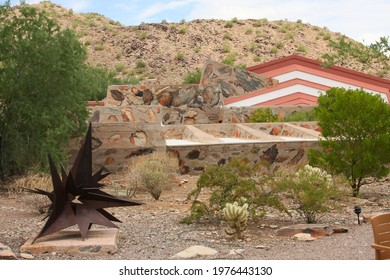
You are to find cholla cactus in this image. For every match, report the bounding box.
[296,165,332,184]
[223,201,248,239]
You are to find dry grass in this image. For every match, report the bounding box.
[124,151,179,199]
[4,172,52,194]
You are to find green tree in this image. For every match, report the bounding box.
[0,2,98,177]
[308,87,390,197]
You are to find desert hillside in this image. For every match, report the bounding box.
[29,2,390,85]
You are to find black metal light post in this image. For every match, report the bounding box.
[354,205,362,225]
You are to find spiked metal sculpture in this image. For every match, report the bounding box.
[31,123,142,243]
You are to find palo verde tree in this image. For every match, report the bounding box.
[0,1,103,177]
[308,87,390,197]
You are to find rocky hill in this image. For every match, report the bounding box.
[29,2,390,85]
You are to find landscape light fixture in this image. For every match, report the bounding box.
[354,205,362,225]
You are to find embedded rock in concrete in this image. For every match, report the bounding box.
[157,91,173,106]
[0,243,17,260]
[260,144,278,164]
[142,89,153,105]
[276,224,331,237]
[172,245,218,259]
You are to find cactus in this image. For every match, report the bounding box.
[223,201,248,239]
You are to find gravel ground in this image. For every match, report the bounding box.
[0,175,389,260]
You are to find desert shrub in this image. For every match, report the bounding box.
[6,172,52,193]
[222,52,236,66]
[94,44,105,51]
[277,165,340,223]
[183,158,288,224]
[249,108,280,123]
[176,51,185,61]
[178,28,187,34]
[225,21,234,28]
[126,151,178,200]
[283,109,317,122]
[115,63,125,72]
[183,69,202,84]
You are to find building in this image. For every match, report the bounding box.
[224,55,390,107]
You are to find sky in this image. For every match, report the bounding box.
[8,0,390,45]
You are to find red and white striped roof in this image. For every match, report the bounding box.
[225,55,390,106]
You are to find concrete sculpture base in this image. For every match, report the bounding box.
[20,228,118,256]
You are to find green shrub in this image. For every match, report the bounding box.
[249,108,279,123]
[183,158,288,223]
[276,41,284,49]
[245,28,253,35]
[115,63,125,72]
[225,21,234,28]
[183,69,202,84]
[284,110,317,122]
[136,60,147,69]
[222,44,231,53]
[297,44,307,53]
[277,165,340,223]
[176,51,185,61]
[222,52,236,66]
[139,31,148,40]
[178,28,187,34]
[223,33,232,40]
[94,44,105,51]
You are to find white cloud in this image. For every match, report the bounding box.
[137,0,196,22]
[187,0,390,44]
[63,0,92,11]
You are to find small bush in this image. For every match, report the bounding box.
[253,56,262,62]
[297,44,307,53]
[183,69,202,84]
[223,33,232,40]
[277,165,340,223]
[283,110,317,122]
[249,108,279,123]
[222,44,231,53]
[222,52,236,66]
[136,60,147,69]
[183,158,288,223]
[245,28,253,35]
[115,63,125,72]
[225,21,234,28]
[94,44,105,51]
[176,51,185,61]
[275,41,284,49]
[139,31,148,40]
[126,151,178,200]
[178,28,187,34]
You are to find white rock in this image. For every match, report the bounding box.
[173,245,218,259]
[229,249,245,255]
[293,233,316,241]
[20,253,34,259]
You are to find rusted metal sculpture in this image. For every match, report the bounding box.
[31,123,142,243]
